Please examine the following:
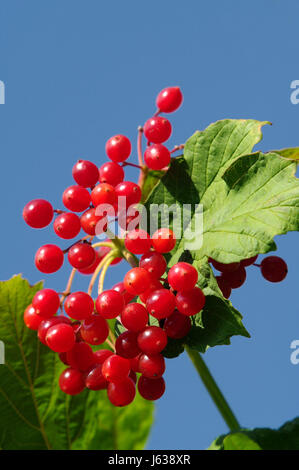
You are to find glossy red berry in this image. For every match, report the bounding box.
[152,228,176,253]
[124,268,151,295]
[91,183,116,207]
[210,259,240,273]
[72,160,99,188]
[156,86,183,113]
[35,244,64,274]
[99,161,124,187]
[168,262,198,292]
[23,304,43,330]
[105,135,131,163]
[121,303,148,332]
[59,368,85,395]
[164,311,191,339]
[112,282,135,304]
[115,331,140,359]
[176,287,205,316]
[95,290,124,319]
[139,353,165,378]
[46,323,76,353]
[80,314,109,345]
[38,316,71,345]
[144,116,172,144]
[125,229,152,255]
[53,212,81,239]
[102,354,131,383]
[115,181,142,208]
[241,255,258,267]
[138,376,165,401]
[80,208,103,236]
[32,288,60,318]
[66,342,95,371]
[64,292,94,320]
[216,276,232,299]
[67,242,96,269]
[139,251,166,279]
[139,278,163,304]
[130,354,142,373]
[222,266,246,289]
[144,144,171,170]
[93,349,114,364]
[85,365,108,390]
[137,326,167,354]
[146,289,176,320]
[107,378,136,406]
[260,256,288,282]
[23,199,53,229]
[78,251,101,274]
[62,185,91,212]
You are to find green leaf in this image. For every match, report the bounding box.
[269,147,299,161]
[208,417,299,450]
[140,168,166,203]
[0,275,153,450]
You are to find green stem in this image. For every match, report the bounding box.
[186,346,240,432]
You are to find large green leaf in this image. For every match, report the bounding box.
[208,417,299,450]
[0,275,153,450]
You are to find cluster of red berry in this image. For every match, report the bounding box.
[211,255,288,299]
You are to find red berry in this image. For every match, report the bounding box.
[125,229,152,255]
[115,181,142,208]
[59,368,85,395]
[168,262,198,292]
[115,331,140,359]
[112,282,135,304]
[62,185,91,212]
[139,278,164,304]
[152,228,176,253]
[68,242,96,269]
[102,354,131,383]
[164,311,191,339]
[32,288,60,318]
[96,243,122,265]
[222,266,246,289]
[121,303,148,332]
[124,268,151,295]
[80,208,103,236]
[23,304,43,330]
[144,116,172,144]
[80,314,109,345]
[93,349,114,364]
[46,323,76,352]
[107,378,136,406]
[139,353,165,378]
[139,251,167,279]
[64,292,94,320]
[85,365,108,390]
[146,289,176,320]
[105,135,131,163]
[216,276,232,299]
[129,370,137,384]
[156,86,183,113]
[210,259,240,273]
[99,161,124,186]
[144,144,171,170]
[138,376,165,400]
[53,212,81,239]
[96,289,125,319]
[23,199,53,229]
[176,287,205,316]
[35,244,64,274]
[91,183,116,207]
[38,316,71,345]
[137,326,167,354]
[78,251,101,275]
[72,160,99,188]
[260,256,288,282]
[241,255,258,267]
[130,354,142,373]
[66,342,95,371]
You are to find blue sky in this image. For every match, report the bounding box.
[1,0,299,450]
